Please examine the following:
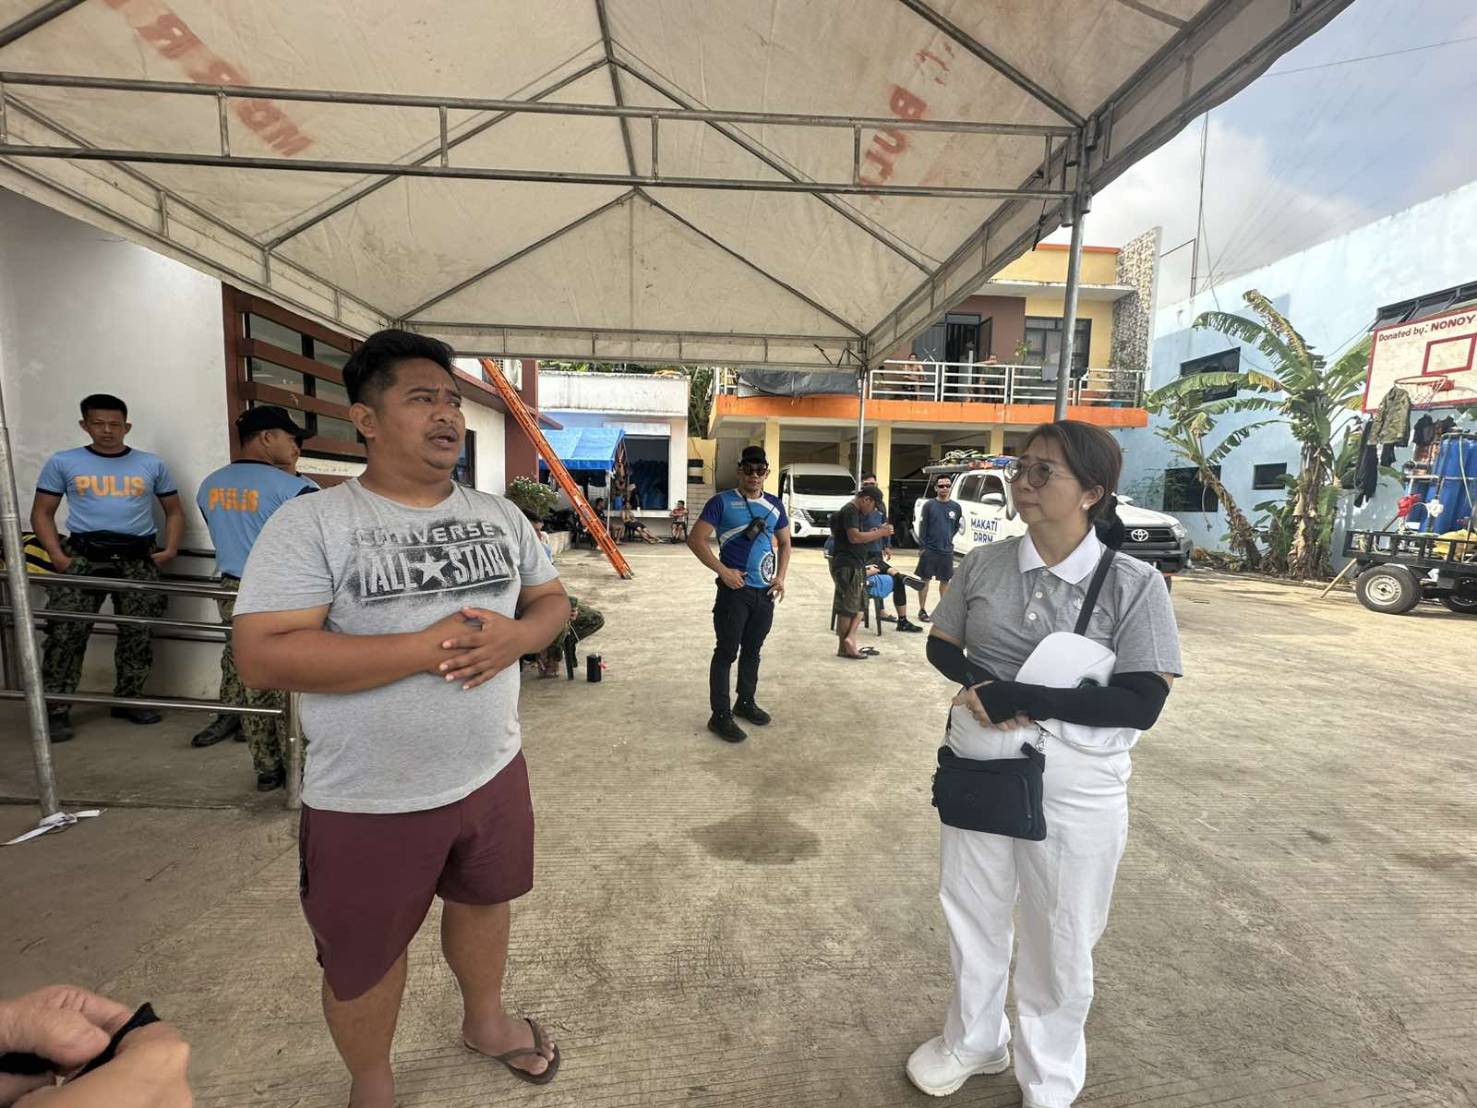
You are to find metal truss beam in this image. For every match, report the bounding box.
[611,58,933,274]
[0,143,1073,200]
[636,190,862,336]
[594,0,638,176]
[0,0,83,50]
[0,70,1076,138]
[403,190,638,319]
[894,0,1085,127]
[265,58,608,250]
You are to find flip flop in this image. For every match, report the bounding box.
[465,1017,561,1086]
[836,649,868,659]
[859,647,881,656]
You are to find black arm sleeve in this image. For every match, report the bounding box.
[974,672,1171,731]
[926,635,996,688]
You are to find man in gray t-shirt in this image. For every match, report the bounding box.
[233,330,569,1101]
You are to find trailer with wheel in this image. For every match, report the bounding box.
[1343,529,1477,615]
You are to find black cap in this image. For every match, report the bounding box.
[857,485,885,506]
[739,445,768,467]
[236,405,309,444]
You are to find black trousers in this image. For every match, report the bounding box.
[710,584,775,715]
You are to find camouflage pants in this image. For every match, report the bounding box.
[42,545,165,699]
[216,585,289,776]
[541,598,604,663]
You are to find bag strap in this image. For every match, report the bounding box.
[1073,547,1117,636]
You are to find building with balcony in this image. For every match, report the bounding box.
[707,231,1159,494]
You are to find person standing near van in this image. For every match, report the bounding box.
[192,406,317,790]
[687,445,790,743]
[915,474,963,621]
[30,393,184,742]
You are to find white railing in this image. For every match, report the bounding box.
[713,363,1145,407]
[872,360,1145,407]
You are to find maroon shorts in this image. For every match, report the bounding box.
[298,752,534,1001]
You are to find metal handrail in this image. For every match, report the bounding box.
[0,571,304,811]
[873,360,1145,407]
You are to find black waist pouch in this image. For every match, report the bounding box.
[931,742,1046,841]
[68,531,155,561]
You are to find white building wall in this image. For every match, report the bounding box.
[461,398,506,494]
[1119,182,1477,561]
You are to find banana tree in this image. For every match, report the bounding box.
[1152,291,1372,579]
[1146,387,1266,569]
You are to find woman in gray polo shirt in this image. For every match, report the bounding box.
[907,421,1183,1107]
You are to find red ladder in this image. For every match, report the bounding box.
[479,358,633,579]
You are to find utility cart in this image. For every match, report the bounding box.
[1344,529,1477,615]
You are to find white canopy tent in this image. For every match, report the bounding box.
[0,0,1351,813]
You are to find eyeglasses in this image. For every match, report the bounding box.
[739,463,770,476]
[1003,459,1074,489]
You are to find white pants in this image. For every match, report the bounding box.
[939,737,1131,1107]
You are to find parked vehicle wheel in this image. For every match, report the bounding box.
[1440,593,1477,615]
[1355,564,1421,615]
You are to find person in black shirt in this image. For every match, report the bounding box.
[830,486,891,659]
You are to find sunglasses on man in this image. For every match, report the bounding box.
[739,463,770,476]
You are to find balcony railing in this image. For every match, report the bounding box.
[712,363,1146,408]
[872,360,1145,407]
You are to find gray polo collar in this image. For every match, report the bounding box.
[1017,528,1103,584]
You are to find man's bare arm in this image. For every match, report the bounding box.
[29,492,69,569]
[234,606,461,694]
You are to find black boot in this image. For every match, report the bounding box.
[733,700,772,725]
[896,617,924,633]
[111,706,163,725]
[191,714,240,748]
[706,713,748,743]
[256,767,287,792]
[47,707,74,743]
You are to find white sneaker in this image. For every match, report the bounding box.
[905,1035,1010,1097]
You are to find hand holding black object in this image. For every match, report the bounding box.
[0,986,131,1101]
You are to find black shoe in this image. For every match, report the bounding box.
[47,709,74,743]
[256,768,286,792]
[706,713,748,743]
[918,609,931,622]
[896,618,924,633]
[110,706,163,725]
[733,700,771,726]
[191,714,240,748]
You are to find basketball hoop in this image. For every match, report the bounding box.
[1394,374,1456,408]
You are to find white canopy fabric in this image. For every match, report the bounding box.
[0,0,1351,370]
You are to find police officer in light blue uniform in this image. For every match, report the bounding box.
[193,406,316,789]
[686,445,791,743]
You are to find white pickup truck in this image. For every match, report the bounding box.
[912,460,1192,580]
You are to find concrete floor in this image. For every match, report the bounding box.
[2,544,1474,1107]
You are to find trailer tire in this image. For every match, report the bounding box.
[1355,565,1421,615]
[1441,593,1477,616]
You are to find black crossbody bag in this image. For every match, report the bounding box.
[930,547,1116,841]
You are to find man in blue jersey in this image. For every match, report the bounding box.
[30,393,184,741]
[686,445,791,743]
[193,406,317,789]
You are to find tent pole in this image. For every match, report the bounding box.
[1054,155,1090,421]
[855,369,868,486]
[0,363,59,816]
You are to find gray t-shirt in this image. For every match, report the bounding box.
[931,531,1183,683]
[233,479,559,814]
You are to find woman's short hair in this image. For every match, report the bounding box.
[1023,420,1122,522]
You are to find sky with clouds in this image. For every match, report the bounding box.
[1048,0,1477,310]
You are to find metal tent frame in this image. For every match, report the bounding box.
[0,0,1354,813]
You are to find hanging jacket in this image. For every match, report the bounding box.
[1354,421,1379,506]
[1371,386,1412,446]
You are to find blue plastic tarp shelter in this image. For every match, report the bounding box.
[540,427,625,472]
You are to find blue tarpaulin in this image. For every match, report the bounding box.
[539,427,625,472]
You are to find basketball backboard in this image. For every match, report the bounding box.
[1363,304,1477,412]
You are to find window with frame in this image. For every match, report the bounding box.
[1163,466,1220,512]
[1023,316,1091,375]
[1179,348,1239,402]
[979,473,1007,504]
[954,473,982,502]
[224,286,362,462]
[452,429,477,487]
[1252,462,1288,490]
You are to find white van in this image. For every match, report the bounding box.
[777,463,857,539]
[913,460,1192,577]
